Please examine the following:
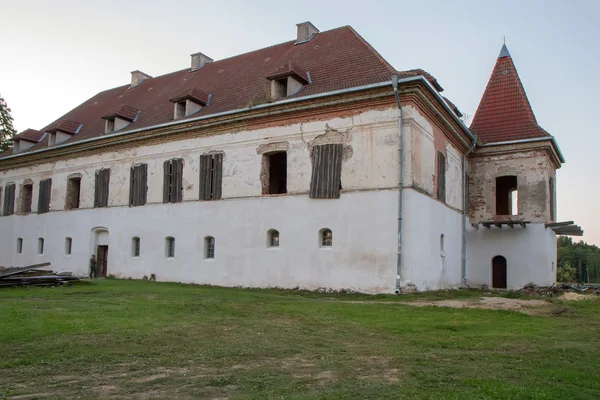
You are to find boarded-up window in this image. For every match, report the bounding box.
[437,151,446,203]
[3,184,16,216]
[549,177,555,221]
[129,164,148,207]
[199,153,223,200]
[94,168,110,208]
[38,179,52,214]
[310,144,342,199]
[163,158,183,203]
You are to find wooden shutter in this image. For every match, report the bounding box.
[0,186,3,216]
[212,154,223,200]
[3,184,16,216]
[95,169,110,208]
[437,151,446,203]
[549,177,555,221]
[130,164,147,206]
[140,164,147,205]
[38,179,51,213]
[310,144,343,199]
[163,160,171,204]
[102,169,110,207]
[129,166,135,206]
[173,158,183,202]
[200,154,222,200]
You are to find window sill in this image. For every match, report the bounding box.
[204,258,215,261]
[267,246,280,250]
[319,246,333,250]
[131,256,140,259]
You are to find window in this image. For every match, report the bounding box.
[65,237,72,255]
[163,158,183,203]
[205,236,215,259]
[175,102,186,119]
[268,229,280,247]
[166,237,175,258]
[199,153,223,200]
[549,177,556,221]
[105,118,115,134]
[496,175,518,215]
[16,238,23,254]
[94,168,110,208]
[262,152,287,195]
[66,176,81,210]
[440,234,445,254]
[18,182,33,213]
[49,132,57,146]
[271,78,288,99]
[437,151,446,202]
[38,238,44,255]
[38,179,52,213]
[310,144,343,198]
[320,229,333,247]
[132,237,140,257]
[2,183,15,216]
[129,164,148,206]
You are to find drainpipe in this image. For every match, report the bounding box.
[392,76,403,294]
[461,139,477,286]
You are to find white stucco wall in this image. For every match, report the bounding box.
[0,190,398,293]
[466,223,557,289]
[401,188,463,291]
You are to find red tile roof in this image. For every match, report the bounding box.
[46,120,82,134]
[470,45,551,144]
[3,25,445,157]
[170,88,210,105]
[12,129,45,143]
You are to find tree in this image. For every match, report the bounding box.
[0,94,17,152]
[557,261,576,283]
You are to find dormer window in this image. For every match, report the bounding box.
[170,88,209,120]
[12,129,45,154]
[45,120,82,147]
[102,105,140,134]
[266,62,309,100]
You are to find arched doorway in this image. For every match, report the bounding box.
[91,227,109,278]
[492,256,507,289]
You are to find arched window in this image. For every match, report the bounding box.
[132,237,140,257]
[165,237,175,258]
[268,229,280,247]
[205,236,215,259]
[65,237,72,255]
[320,229,333,247]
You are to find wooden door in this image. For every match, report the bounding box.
[492,256,507,289]
[96,245,109,278]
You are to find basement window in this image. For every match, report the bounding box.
[66,176,81,210]
[496,175,518,215]
[18,182,33,213]
[262,152,287,195]
[38,238,44,255]
[65,237,72,255]
[205,236,215,259]
[320,229,333,247]
[166,237,175,258]
[132,237,140,257]
[268,229,280,248]
[16,238,23,254]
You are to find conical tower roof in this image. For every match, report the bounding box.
[470,44,551,143]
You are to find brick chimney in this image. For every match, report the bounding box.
[296,21,319,44]
[191,52,213,71]
[130,70,152,88]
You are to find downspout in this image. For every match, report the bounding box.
[392,76,403,294]
[461,138,477,286]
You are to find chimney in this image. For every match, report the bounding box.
[190,52,213,71]
[130,70,152,88]
[296,21,319,43]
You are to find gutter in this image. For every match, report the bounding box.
[461,138,477,286]
[392,76,404,294]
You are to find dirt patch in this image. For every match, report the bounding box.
[560,292,595,301]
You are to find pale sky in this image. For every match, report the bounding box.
[1,0,598,244]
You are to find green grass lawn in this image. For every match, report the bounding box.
[0,280,598,399]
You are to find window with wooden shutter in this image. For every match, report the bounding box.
[129,164,148,207]
[94,168,110,208]
[437,151,446,203]
[37,179,52,214]
[310,144,343,199]
[199,153,223,200]
[163,158,183,203]
[549,177,555,221]
[3,184,16,216]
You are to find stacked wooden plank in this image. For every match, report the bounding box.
[0,263,80,287]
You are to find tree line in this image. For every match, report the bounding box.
[557,236,600,283]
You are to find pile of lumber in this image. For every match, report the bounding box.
[0,263,80,288]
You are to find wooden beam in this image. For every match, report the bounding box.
[519,222,527,228]
[507,222,514,228]
[482,222,492,229]
[494,223,502,228]
[471,223,479,230]
[545,221,575,228]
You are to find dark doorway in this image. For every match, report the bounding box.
[496,175,517,215]
[264,152,287,194]
[492,256,507,289]
[96,245,109,278]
